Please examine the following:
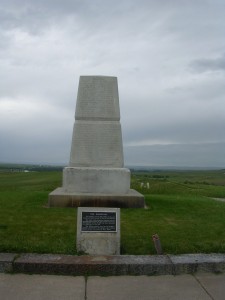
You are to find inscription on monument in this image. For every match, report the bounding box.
[81,211,117,232]
[76,77,119,120]
[71,122,123,167]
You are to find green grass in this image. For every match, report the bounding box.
[0,170,225,255]
[0,172,76,254]
[121,195,225,254]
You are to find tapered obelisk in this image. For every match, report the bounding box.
[48,76,144,207]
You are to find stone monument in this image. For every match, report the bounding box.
[48,76,144,208]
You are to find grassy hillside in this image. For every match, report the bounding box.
[0,170,225,255]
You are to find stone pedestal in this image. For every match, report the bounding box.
[48,76,144,208]
[63,167,130,194]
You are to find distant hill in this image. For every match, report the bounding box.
[124,142,225,169]
[0,163,64,172]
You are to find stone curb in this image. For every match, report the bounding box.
[1,253,225,276]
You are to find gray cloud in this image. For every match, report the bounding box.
[0,0,225,167]
[190,54,225,73]
[124,142,225,168]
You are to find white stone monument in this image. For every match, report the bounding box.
[48,76,144,208]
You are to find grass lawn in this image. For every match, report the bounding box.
[0,170,225,255]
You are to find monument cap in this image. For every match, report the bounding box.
[75,76,120,121]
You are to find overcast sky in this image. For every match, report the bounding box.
[0,0,225,168]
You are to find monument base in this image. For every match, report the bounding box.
[63,167,130,194]
[48,188,145,208]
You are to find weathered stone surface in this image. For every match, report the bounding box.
[70,76,123,168]
[0,253,16,273]
[75,76,120,121]
[63,167,130,194]
[1,253,225,276]
[70,121,123,168]
[168,253,225,274]
[48,189,145,208]
[13,254,172,276]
